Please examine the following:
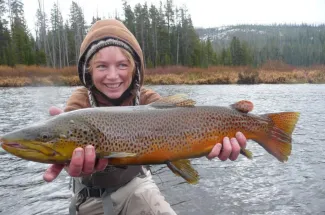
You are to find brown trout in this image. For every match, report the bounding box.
[0,95,300,184]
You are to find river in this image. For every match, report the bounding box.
[0,84,324,215]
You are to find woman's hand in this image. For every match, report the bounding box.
[206,132,247,161]
[43,106,108,182]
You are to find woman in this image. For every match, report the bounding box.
[44,19,247,215]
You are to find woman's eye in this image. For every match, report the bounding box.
[96,65,106,70]
[118,63,128,69]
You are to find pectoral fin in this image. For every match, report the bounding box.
[166,159,199,184]
[100,152,137,158]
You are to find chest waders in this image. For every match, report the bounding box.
[69,166,148,215]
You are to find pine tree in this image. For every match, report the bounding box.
[164,0,174,57]
[122,0,135,35]
[10,0,35,65]
[50,2,64,68]
[69,1,86,64]
[0,0,11,65]
[35,0,50,66]
[230,36,242,66]
[206,37,215,66]
[157,1,169,65]
[149,4,159,66]
[91,16,101,25]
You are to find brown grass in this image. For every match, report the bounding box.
[145,65,247,84]
[0,62,324,87]
[0,65,81,87]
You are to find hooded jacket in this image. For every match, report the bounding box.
[64,19,160,188]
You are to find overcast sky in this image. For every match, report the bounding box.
[23,0,325,32]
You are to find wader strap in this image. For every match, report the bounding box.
[102,189,115,215]
[69,194,78,215]
[69,178,87,215]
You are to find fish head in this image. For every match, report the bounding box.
[0,114,93,164]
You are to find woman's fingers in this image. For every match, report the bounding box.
[43,164,64,182]
[49,106,63,116]
[229,138,241,161]
[206,132,248,161]
[68,148,85,177]
[206,143,222,160]
[236,132,247,149]
[95,159,108,171]
[82,145,96,174]
[218,137,232,161]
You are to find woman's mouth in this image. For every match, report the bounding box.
[104,83,122,89]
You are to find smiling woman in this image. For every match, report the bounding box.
[89,46,135,100]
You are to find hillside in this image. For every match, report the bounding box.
[196,24,325,66]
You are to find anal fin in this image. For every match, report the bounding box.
[166,159,199,184]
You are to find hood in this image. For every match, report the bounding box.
[77,19,145,105]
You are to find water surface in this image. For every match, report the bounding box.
[0,84,324,215]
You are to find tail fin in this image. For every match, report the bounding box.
[255,112,300,162]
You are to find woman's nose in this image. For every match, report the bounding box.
[105,66,118,79]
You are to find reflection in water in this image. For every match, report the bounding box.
[0,84,324,215]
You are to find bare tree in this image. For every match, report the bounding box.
[57,0,62,68]
[37,0,52,66]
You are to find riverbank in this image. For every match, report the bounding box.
[0,64,324,87]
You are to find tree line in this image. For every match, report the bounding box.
[198,24,325,66]
[0,0,323,69]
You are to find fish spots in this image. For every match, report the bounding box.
[50,105,268,164]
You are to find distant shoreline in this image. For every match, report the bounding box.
[0,64,324,87]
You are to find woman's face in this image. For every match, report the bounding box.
[90,46,134,99]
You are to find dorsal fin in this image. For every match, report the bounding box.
[150,94,196,108]
[230,100,254,113]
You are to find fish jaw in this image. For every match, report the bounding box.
[0,138,75,164]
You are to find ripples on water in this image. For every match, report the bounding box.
[0,85,324,215]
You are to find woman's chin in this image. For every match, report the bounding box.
[103,91,123,99]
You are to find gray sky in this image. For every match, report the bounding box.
[23,0,325,32]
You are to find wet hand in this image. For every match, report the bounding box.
[43,106,108,182]
[206,132,247,161]
[65,146,108,177]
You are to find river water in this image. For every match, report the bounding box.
[0,84,324,215]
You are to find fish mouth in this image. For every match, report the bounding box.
[2,142,28,149]
[1,138,60,158]
[2,141,38,152]
[1,136,75,164]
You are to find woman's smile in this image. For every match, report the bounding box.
[104,82,123,89]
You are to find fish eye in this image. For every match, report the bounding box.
[40,132,52,140]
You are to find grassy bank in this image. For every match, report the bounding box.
[0,63,324,87]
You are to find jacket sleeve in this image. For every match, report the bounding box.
[139,87,161,105]
[64,87,91,112]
